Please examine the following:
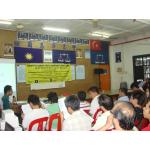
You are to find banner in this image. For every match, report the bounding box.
[14,47,43,63]
[52,50,76,64]
[26,64,71,84]
[91,41,109,64]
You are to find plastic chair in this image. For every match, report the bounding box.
[92,108,104,125]
[47,113,62,131]
[28,117,48,131]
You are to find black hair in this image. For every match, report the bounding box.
[88,86,100,94]
[112,102,135,130]
[65,95,80,111]
[130,82,139,89]
[4,85,12,94]
[77,91,86,102]
[47,92,58,103]
[98,94,114,110]
[131,90,147,107]
[28,94,41,106]
[119,88,128,95]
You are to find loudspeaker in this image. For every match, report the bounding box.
[94,68,107,74]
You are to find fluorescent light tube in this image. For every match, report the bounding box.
[43,27,70,33]
[0,20,12,25]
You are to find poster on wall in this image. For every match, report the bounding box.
[90,41,109,64]
[85,49,91,59]
[43,50,53,62]
[52,50,76,64]
[4,43,14,56]
[17,65,26,83]
[90,40,102,51]
[30,82,65,90]
[26,64,72,84]
[115,52,121,63]
[14,47,43,63]
[76,65,85,80]
[76,49,83,58]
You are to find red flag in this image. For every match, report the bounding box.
[90,40,102,51]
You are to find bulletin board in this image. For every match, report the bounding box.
[16,40,100,100]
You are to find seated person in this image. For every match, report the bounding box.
[1,85,15,110]
[88,86,100,117]
[92,95,114,130]
[130,82,140,92]
[130,90,148,130]
[46,92,60,129]
[145,88,150,99]
[77,91,90,111]
[62,95,92,131]
[118,88,129,102]
[142,98,150,131]
[99,101,135,131]
[22,94,49,131]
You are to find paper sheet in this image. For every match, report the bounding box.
[58,97,71,119]
[17,65,26,83]
[76,65,85,80]
[43,50,53,62]
[71,65,75,80]
[85,49,90,59]
[30,82,65,90]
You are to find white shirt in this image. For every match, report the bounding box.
[90,95,100,116]
[63,110,93,131]
[80,102,90,111]
[118,96,129,102]
[92,111,114,130]
[22,108,49,131]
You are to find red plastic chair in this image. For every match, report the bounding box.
[92,108,104,125]
[28,117,49,131]
[47,113,62,131]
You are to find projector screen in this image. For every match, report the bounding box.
[0,59,17,102]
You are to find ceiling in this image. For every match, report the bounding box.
[1,19,150,41]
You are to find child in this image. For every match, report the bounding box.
[77,91,90,111]
[2,85,13,110]
[92,94,114,130]
[88,86,100,117]
[46,92,60,129]
[22,94,49,131]
[118,88,129,102]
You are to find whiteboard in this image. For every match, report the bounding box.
[0,59,17,102]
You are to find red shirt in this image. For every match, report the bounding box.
[142,123,150,131]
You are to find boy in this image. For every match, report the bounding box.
[22,94,49,131]
[92,94,114,130]
[46,92,60,129]
[2,85,13,110]
[62,95,92,131]
[130,91,148,129]
[118,88,129,102]
[77,91,90,111]
[88,86,100,116]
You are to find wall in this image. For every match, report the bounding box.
[0,29,100,100]
[110,39,150,91]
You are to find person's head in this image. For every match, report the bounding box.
[111,101,135,130]
[4,85,13,96]
[28,94,41,109]
[119,88,128,97]
[130,82,139,91]
[98,94,114,112]
[65,95,80,114]
[130,91,147,108]
[143,99,150,121]
[88,86,100,99]
[77,91,86,102]
[47,92,58,104]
